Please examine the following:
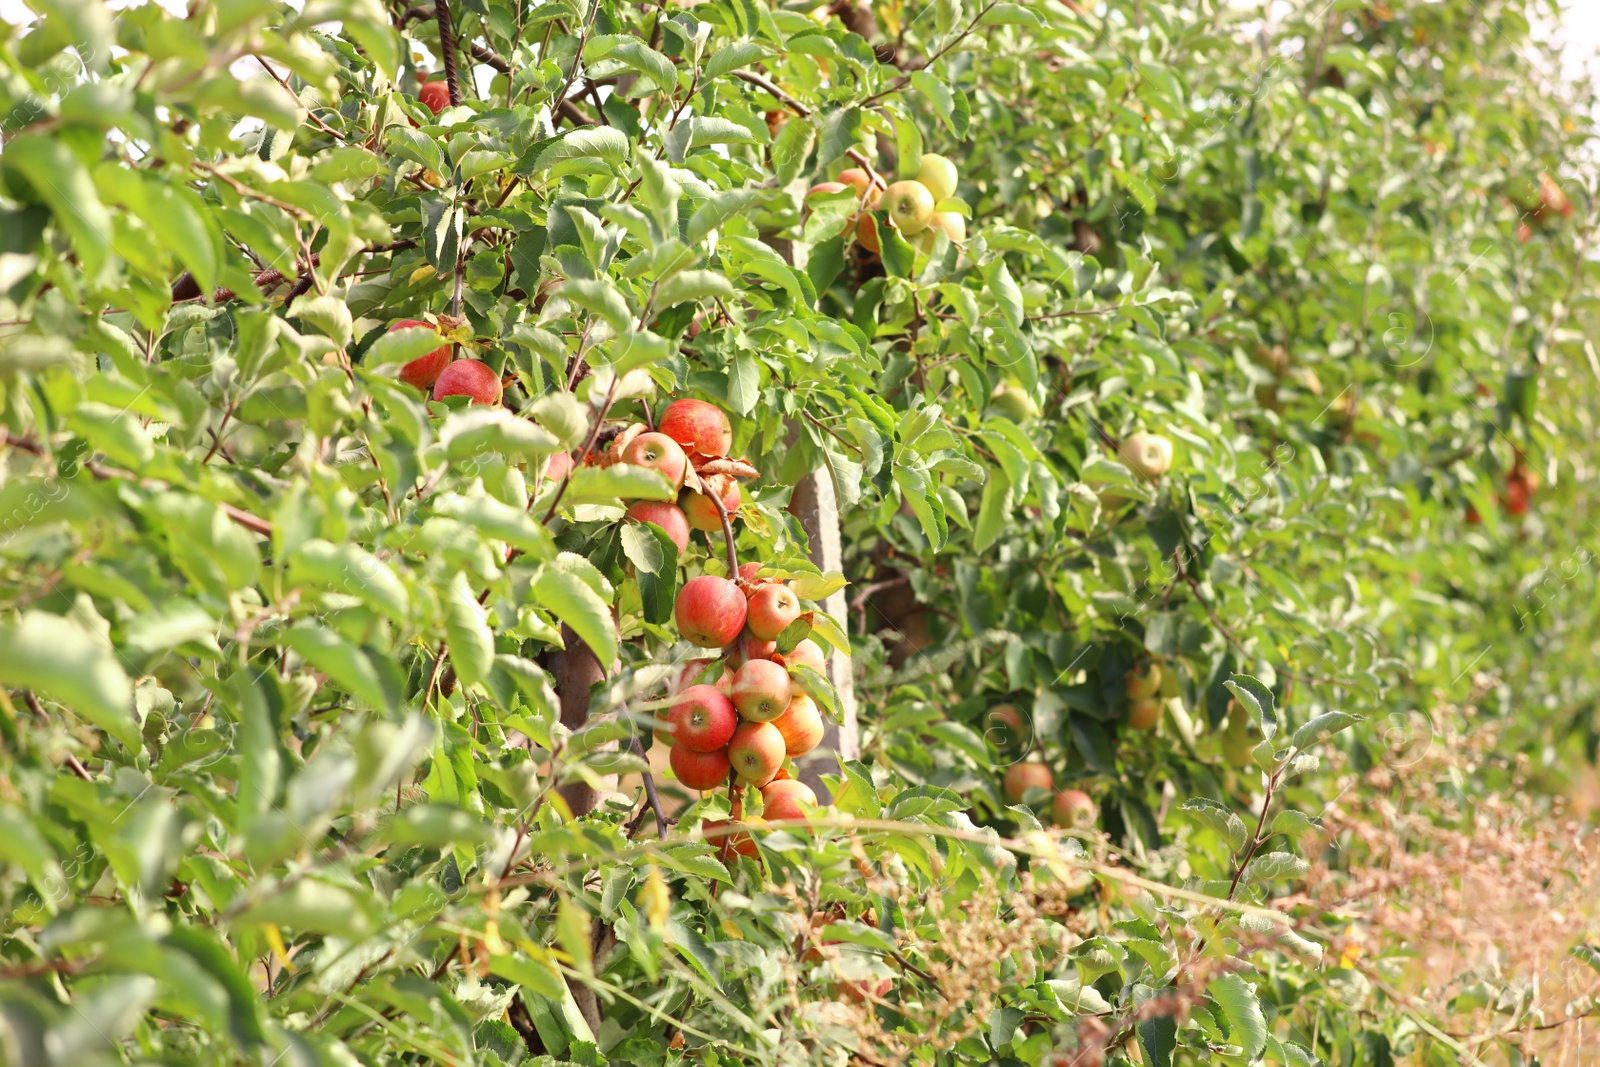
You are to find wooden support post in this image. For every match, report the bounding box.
[789,464,859,799]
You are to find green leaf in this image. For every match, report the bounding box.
[703,40,768,79]
[973,468,1011,552]
[1137,1014,1179,1067]
[1290,711,1362,750]
[879,219,917,277]
[444,572,495,689]
[281,622,389,711]
[1208,973,1267,1060]
[287,539,409,621]
[562,464,677,507]
[4,135,114,281]
[383,803,495,847]
[657,269,736,309]
[893,465,948,551]
[806,609,851,656]
[232,878,375,937]
[1241,851,1310,884]
[533,567,618,669]
[0,612,137,750]
[818,106,862,165]
[789,664,839,722]
[980,257,1025,331]
[1224,674,1278,741]
[624,521,679,626]
[981,2,1042,26]
[1180,797,1247,854]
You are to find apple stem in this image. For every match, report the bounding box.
[708,485,739,578]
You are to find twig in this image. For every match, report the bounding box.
[541,374,622,523]
[733,70,885,189]
[0,431,272,536]
[622,735,669,839]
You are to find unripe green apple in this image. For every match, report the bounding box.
[1119,431,1174,479]
[916,153,959,203]
[988,383,1039,422]
[1125,661,1162,700]
[880,180,936,235]
[930,211,966,243]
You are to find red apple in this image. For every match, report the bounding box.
[659,398,733,459]
[1052,789,1097,830]
[674,575,747,648]
[783,639,826,674]
[729,631,777,668]
[728,721,785,786]
[671,744,731,791]
[807,180,848,199]
[544,451,574,484]
[432,360,502,405]
[746,583,801,641]
[667,684,738,752]
[680,474,741,532]
[1003,761,1052,803]
[670,658,721,696]
[985,704,1030,748]
[772,693,824,757]
[738,561,763,583]
[1128,697,1161,731]
[761,778,817,822]
[418,78,450,115]
[731,659,792,722]
[625,501,690,554]
[620,432,689,490]
[389,320,451,389]
[838,168,882,208]
[703,819,759,857]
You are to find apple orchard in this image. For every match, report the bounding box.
[2,0,1599,1065]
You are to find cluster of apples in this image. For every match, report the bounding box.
[606,399,828,832]
[388,319,504,405]
[807,152,966,256]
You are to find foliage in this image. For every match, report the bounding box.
[0,0,1597,1064]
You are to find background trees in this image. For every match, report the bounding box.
[1,0,1597,1064]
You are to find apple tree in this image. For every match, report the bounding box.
[0,0,1595,1064]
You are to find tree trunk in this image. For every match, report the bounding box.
[548,623,608,1033]
[789,465,860,800]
